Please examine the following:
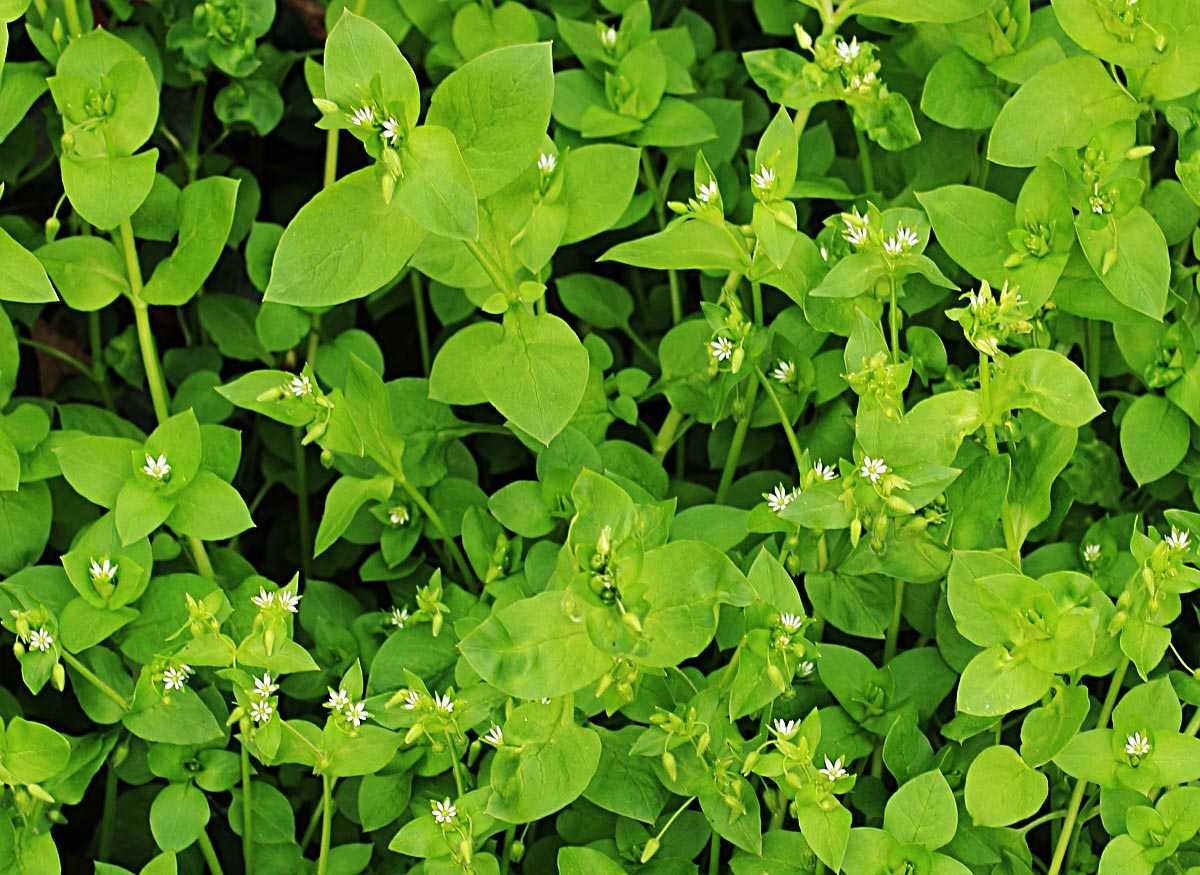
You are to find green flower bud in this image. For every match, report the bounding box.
[640,837,661,864]
[661,750,678,782]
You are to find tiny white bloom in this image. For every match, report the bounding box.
[772,718,798,738]
[1166,528,1190,552]
[143,453,171,481]
[89,557,119,584]
[253,672,279,697]
[434,691,454,714]
[710,336,735,362]
[835,36,860,64]
[844,224,868,248]
[862,70,877,85]
[860,456,888,483]
[751,164,776,191]
[390,606,409,628]
[345,701,370,727]
[252,588,275,609]
[1083,543,1101,562]
[388,506,409,526]
[432,798,457,824]
[847,75,862,91]
[883,236,903,256]
[483,724,504,746]
[1090,195,1105,215]
[288,374,313,398]
[537,152,557,174]
[697,180,719,203]
[764,483,793,513]
[249,698,274,724]
[162,666,188,692]
[402,689,421,710]
[976,335,1001,357]
[895,224,919,250]
[779,613,804,633]
[771,360,796,383]
[819,755,849,782]
[381,117,401,144]
[351,105,374,127]
[798,660,816,677]
[29,627,53,652]
[1125,731,1151,757]
[277,590,301,613]
[600,26,618,49]
[819,245,829,261]
[540,697,552,704]
[813,460,838,481]
[326,688,350,712]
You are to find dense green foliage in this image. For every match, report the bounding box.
[1,0,1200,873]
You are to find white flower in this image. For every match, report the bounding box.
[249,699,274,724]
[819,755,849,781]
[432,798,457,824]
[883,236,903,256]
[483,724,504,746]
[381,117,401,144]
[710,336,735,362]
[976,335,1001,357]
[402,689,421,710]
[1166,528,1190,552]
[819,245,829,261]
[29,627,53,653]
[252,588,275,609]
[599,25,618,49]
[539,697,552,704]
[798,660,816,677]
[1125,731,1151,757]
[390,606,409,628]
[388,506,409,526]
[771,360,796,383]
[143,453,171,481]
[779,613,804,632]
[1083,543,1101,562]
[844,224,868,248]
[537,152,556,174]
[772,718,798,738]
[89,557,118,585]
[813,460,838,481]
[288,374,313,398]
[345,701,370,727]
[1090,194,1106,215]
[277,590,301,613]
[351,105,374,127]
[764,483,793,513]
[835,37,860,64]
[895,224,919,249]
[698,180,719,204]
[434,692,454,714]
[326,688,350,712]
[860,456,888,483]
[253,672,279,697]
[751,165,776,191]
[162,666,189,692]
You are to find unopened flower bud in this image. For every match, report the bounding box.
[44,217,60,242]
[640,837,661,863]
[793,23,812,50]
[51,663,66,692]
[661,750,678,782]
[27,784,54,804]
[508,840,525,862]
[1101,248,1118,276]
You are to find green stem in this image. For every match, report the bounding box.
[241,739,253,875]
[323,129,339,189]
[754,366,805,474]
[622,323,656,361]
[397,476,477,588]
[979,353,999,455]
[17,338,99,382]
[1046,657,1129,875]
[1085,319,1101,393]
[883,579,905,663]
[410,271,431,376]
[316,773,333,875]
[196,829,225,875]
[640,150,683,323]
[294,430,312,581]
[652,407,684,462]
[715,373,758,503]
[707,832,720,875]
[888,274,901,364]
[854,125,875,194]
[97,763,117,860]
[61,0,83,37]
[500,826,516,875]
[444,731,466,797]
[61,651,130,711]
[87,313,115,410]
[464,239,515,298]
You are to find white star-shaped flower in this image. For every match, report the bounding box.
[1083,543,1101,563]
[381,117,401,144]
[89,557,118,584]
[483,724,504,746]
[835,37,860,64]
[763,483,793,513]
[813,460,838,481]
[895,224,919,249]
[249,699,274,724]
[252,588,274,609]
[254,672,278,697]
[779,613,804,632]
[434,692,454,714]
[1166,528,1190,552]
[798,660,816,677]
[326,688,350,712]
[390,606,409,628]
[710,337,734,362]
[771,360,796,383]
[819,245,829,261]
[432,798,457,824]
[388,506,409,526]
[751,165,776,191]
[345,701,370,727]
[143,453,171,481]
[860,456,888,483]
[288,374,312,398]
[537,152,556,174]
[819,755,849,782]
[351,105,374,127]
[29,627,53,652]
[162,666,188,692]
[402,689,421,710]
[844,224,868,248]
[773,718,798,738]
[883,235,903,256]
[1125,731,1151,757]
[277,590,301,613]
[697,180,719,204]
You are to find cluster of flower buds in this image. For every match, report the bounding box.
[794,29,884,101]
[844,352,908,421]
[250,578,302,657]
[8,609,65,691]
[483,531,513,585]
[388,684,461,749]
[668,153,726,221]
[1097,0,1168,51]
[766,612,814,691]
[430,795,476,869]
[833,205,920,265]
[415,573,450,637]
[946,280,1035,359]
[1144,329,1185,389]
[1005,219,1057,267]
[323,686,370,733]
[649,705,711,783]
[256,368,335,447]
[1111,526,1196,635]
[706,293,754,376]
[594,656,642,706]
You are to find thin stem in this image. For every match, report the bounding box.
[410,271,431,376]
[241,739,254,875]
[500,826,516,875]
[854,125,875,193]
[18,338,98,381]
[316,773,333,875]
[61,651,130,711]
[1019,808,1068,835]
[396,476,477,588]
[888,274,901,364]
[61,0,83,37]
[883,579,905,663]
[707,832,720,875]
[1085,319,1101,393]
[464,239,514,297]
[294,430,312,580]
[716,376,758,503]
[189,538,216,577]
[979,353,999,454]
[322,129,339,189]
[87,312,115,410]
[652,407,685,462]
[443,731,466,797]
[640,150,682,323]
[196,830,225,875]
[119,221,169,424]
[97,764,117,859]
[754,366,805,474]
[622,323,656,361]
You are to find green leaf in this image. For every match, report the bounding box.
[141,177,240,305]
[61,150,160,231]
[150,783,210,852]
[883,769,958,851]
[323,10,420,129]
[964,745,1048,827]
[0,227,56,303]
[1076,207,1170,321]
[35,236,125,310]
[315,475,393,555]
[599,220,749,272]
[996,349,1104,427]
[396,125,478,240]
[167,471,255,540]
[1119,394,1189,485]
[561,145,641,244]
[1,718,70,784]
[920,51,1005,130]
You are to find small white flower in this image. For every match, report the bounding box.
[29,627,53,653]
[779,613,804,633]
[860,456,888,483]
[537,152,556,174]
[697,180,719,204]
[351,105,374,127]
[771,360,796,383]
[1083,543,1101,563]
[764,483,794,513]
[835,37,860,64]
[345,701,370,727]
[388,506,409,526]
[143,453,171,481]
[798,660,816,677]
[819,245,829,261]
[288,374,313,398]
[539,697,552,704]
[813,460,838,481]
[483,724,504,746]
[1090,194,1106,215]
[162,666,188,692]
[819,755,849,781]
[773,718,798,738]
[89,557,119,585]
[381,117,401,144]
[434,692,454,714]
[844,224,868,248]
[402,689,421,710]
[883,236,903,256]
[1125,731,1151,757]
[1166,528,1190,552]
[710,336,735,362]
[277,590,301,613]
[249,699,274,724]
[253,672,279,697]
[599,25,618,49]
[895,224,919,250]
[390,606,409,628]
[252,588,275,609]
[751,165,776,191]
[432,798,457,824]
[976,335,1001,357]
[326,688,350,712]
